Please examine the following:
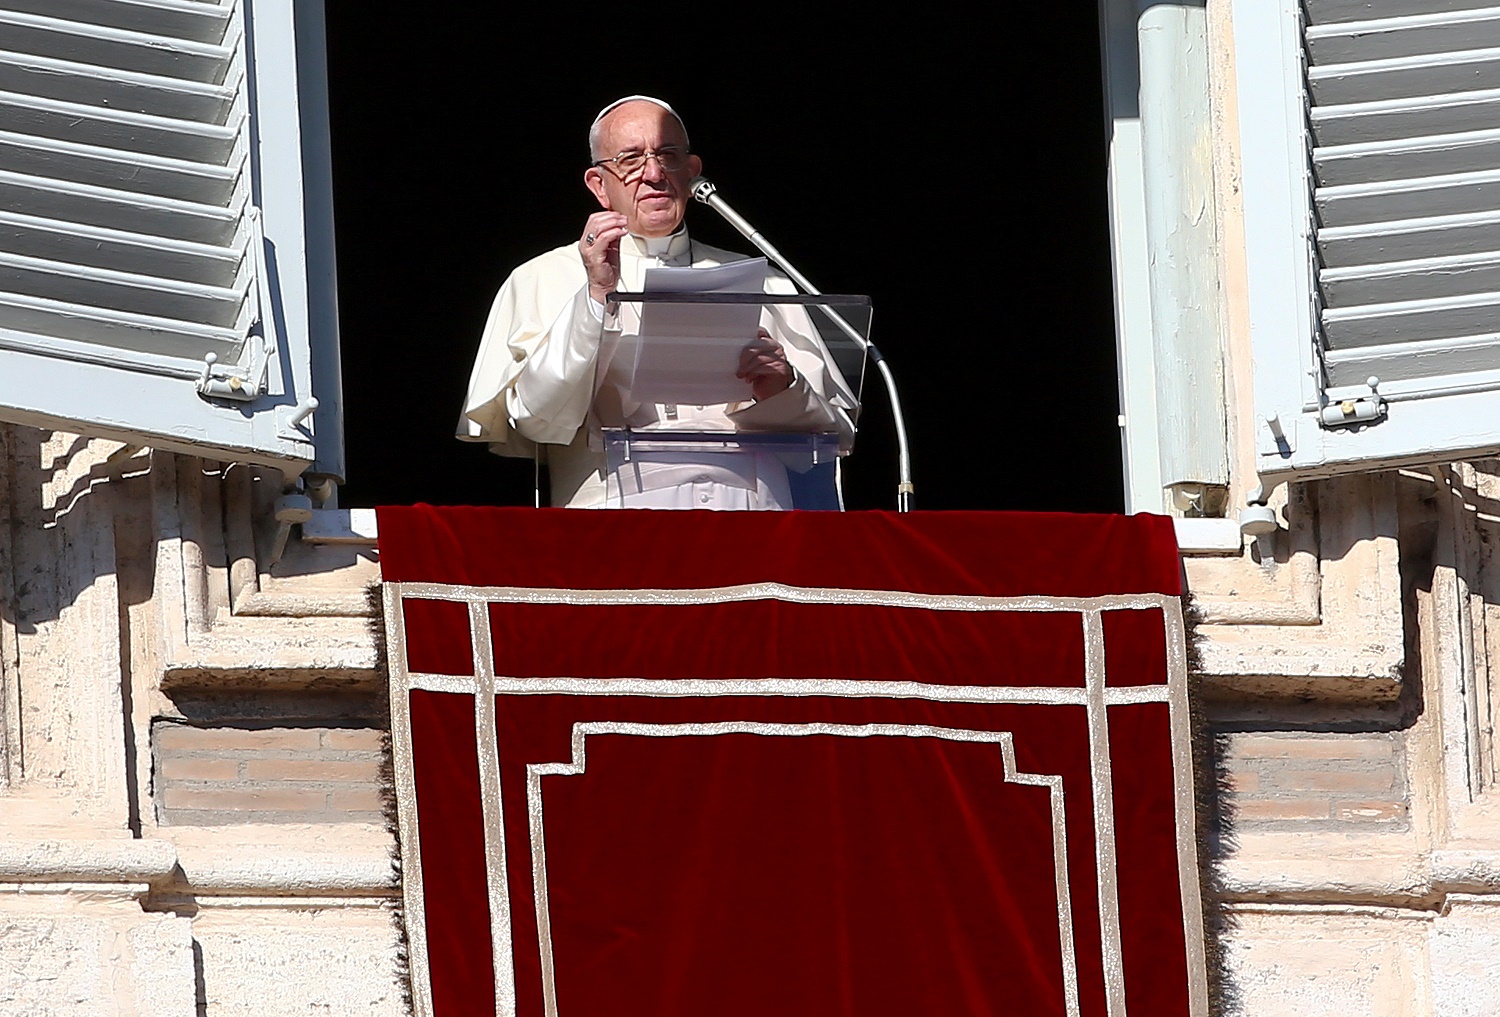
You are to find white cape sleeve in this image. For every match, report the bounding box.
[456,248,600,454]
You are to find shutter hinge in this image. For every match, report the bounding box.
[1319,376,1386,429]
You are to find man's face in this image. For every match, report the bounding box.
[584,102,702,237]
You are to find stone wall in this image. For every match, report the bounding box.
[0,423,402,1016]
[8,420,1500,1015]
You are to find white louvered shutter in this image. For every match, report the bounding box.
[1236,0,1500,483]
[0,0,340,474]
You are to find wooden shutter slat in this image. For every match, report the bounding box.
[0,130,238,205]
[0,11,235,84]
[0,209,242,284]
[0,249,246,327]
[0,49,235,122]
[1308,9,1500,64]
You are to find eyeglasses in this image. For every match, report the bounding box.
[591,146,690,180]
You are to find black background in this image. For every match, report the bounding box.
[323,6,1124,513]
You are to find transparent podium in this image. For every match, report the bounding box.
[595,291,869,511]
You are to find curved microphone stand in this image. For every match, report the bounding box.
[690,177,914,512]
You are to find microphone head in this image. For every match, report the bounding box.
[689,176,716,203]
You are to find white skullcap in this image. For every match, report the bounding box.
[588,95,689,157]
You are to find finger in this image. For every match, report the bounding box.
[588,226,628,250]
[737,348,763,378]
[741,345,786,365]
[740,340,783,361]
[583,222,628,242]
[741,349,787,369]
[737,355,781,378]
[581,214,627,244]
[740,359,790,378]
[582,225,629,257]
[584,211,627,231]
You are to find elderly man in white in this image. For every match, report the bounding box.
[457,96,855,509]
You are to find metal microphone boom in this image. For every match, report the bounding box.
[690,176,914,512]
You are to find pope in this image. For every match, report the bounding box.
[457,96,856,509]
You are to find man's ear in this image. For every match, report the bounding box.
[583,167,611,209]
[688,154,703,179]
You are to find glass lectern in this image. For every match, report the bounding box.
[595,291,870,510]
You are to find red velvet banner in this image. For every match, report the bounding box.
[379,508,1206,1017]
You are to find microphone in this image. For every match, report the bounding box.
[691,177,808,295]
[690,176,915,512]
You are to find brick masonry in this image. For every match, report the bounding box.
[153,721,387,826]
[1216,731,1408,832]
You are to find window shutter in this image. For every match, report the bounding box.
[1236,0,1500,483]
[0,0,340,475]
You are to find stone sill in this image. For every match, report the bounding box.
[307,509,1242,555]
[0,828,396,898]
[303,508,379,546]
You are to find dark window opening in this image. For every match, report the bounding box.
[324,9,1122,513]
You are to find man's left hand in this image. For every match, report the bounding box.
[737,329,793,401]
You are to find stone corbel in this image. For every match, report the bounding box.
[1185,473,1406,698]
[149,456,380,690]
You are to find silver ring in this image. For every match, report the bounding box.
[585,232,597,245]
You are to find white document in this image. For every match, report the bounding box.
[618,258,770,405]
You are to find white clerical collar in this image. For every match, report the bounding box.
[622,229,689,259]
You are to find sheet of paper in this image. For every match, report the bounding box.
[618,258,769,406]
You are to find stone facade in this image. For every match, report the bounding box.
[0,423,401,1016]
[2,2,1496,1013]
[7,420,1500,1015]
[1170,4,1500,1007]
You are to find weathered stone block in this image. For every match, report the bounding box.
[192,907,403,1017]
[0,893,194,1017]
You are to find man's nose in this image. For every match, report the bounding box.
[641,153,667,183]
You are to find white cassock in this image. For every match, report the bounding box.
[456,230,857,509]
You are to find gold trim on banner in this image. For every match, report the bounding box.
[395,581,1179,616]
[409,673,1171,706]
[1084,610,1128,1017]
[468,602,518,1017]
[1165,602,1211,1017]
[384,583,435,1017]
[525,722,1081,1017]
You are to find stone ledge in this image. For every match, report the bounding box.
[1185,475,1407,699]
[1197,665,1405,701]
[1209,839,1500,909]
[162,616,380,689]
[1174,517,1244,555]
[0,827,397,900]
[0,838,178,885]
[1214,831,1431,904]
[171,844,396,898]
[310,509,1248,558]
[229,590,378,618]
[164,824,396,898]
[302,509,378,546]
[1429,849,1500,894]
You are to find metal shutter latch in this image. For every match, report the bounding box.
[1319,376,1385,428]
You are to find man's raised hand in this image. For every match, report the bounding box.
[580,211,629,304]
